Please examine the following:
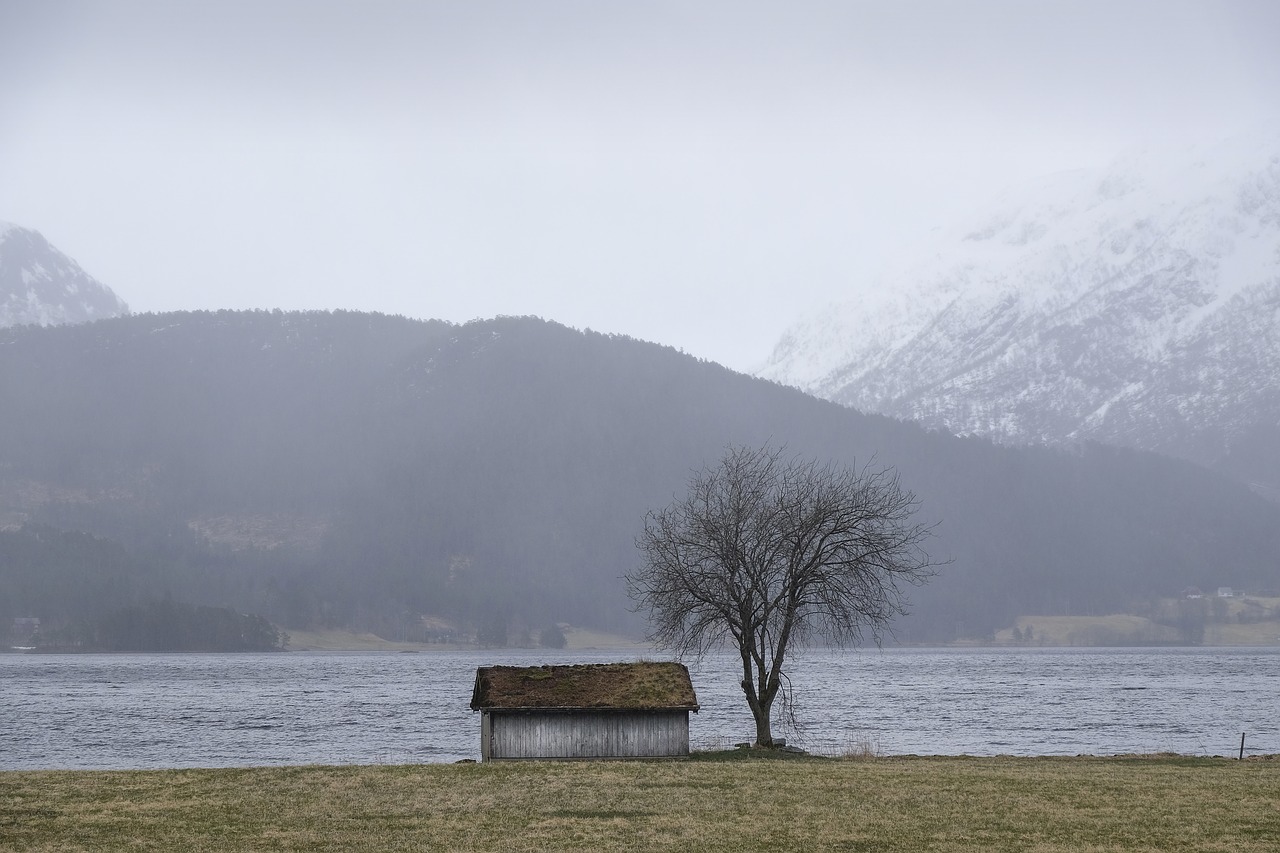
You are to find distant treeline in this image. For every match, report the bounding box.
[0,526,284,651]
[3,310,1279,647]
[80,598,284,652]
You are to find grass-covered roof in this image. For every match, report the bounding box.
[470,662,698,711]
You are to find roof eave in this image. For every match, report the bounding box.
[474,704,700,713]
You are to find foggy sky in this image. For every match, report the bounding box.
[2,0,1278,370]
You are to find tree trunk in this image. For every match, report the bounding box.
[742,675,776,747]
[753,709,774,747]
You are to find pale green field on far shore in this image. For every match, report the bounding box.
[283,625,649,652]
[286,597,1280,652]
[3,754,1277,852]
[284,618,1280,653]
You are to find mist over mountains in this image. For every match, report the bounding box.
[760,133,1280,498]
[3,310,1278,646]
[0,222,129,329]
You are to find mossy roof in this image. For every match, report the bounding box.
[470,661,699,711]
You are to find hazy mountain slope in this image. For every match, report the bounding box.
[0,222,129,327]
[759,133,1280,491]
[2,311,1278,643]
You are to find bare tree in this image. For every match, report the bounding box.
[628,445,937,747]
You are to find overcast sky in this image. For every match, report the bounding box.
[2,1,1278,370]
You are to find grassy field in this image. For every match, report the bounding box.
[3,754,1277,852]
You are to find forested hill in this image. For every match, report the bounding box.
[2,310,1278,645]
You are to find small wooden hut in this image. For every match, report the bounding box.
[470,661,699,761]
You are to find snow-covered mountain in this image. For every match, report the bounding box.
[0,222,128,328]
[759,133,1280,488]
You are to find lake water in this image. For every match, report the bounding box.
[2,647,1277,770]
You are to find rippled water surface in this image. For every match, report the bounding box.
[3,647,1277,769]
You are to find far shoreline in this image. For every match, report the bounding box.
[8,638,1280,655]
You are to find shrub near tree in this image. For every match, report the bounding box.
[628,445,938,747]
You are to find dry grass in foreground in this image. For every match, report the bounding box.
[2,754,1277,852]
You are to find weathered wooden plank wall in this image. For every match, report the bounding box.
[483,710,690,760]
